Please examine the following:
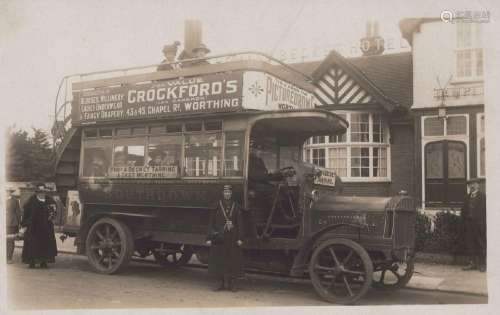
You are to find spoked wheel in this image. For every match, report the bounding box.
[86,217,134,274]
[309,238,373,305]
[373,257,414,290]
[153,244,193,267]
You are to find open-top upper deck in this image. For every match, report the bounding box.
[54,52,320,132]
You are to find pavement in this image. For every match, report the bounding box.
[14,234,488,297]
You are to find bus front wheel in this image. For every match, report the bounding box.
[85,217,134,274]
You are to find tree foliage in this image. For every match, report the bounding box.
[5,126,54,182]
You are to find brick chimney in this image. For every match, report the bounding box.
[178,19,202,60]
[360,20,385,56]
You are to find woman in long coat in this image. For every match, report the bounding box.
[206,185,245,291]
[21,183,58,268]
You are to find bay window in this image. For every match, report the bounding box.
[304,111,390,181]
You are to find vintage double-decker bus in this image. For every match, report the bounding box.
[52,52,416,304]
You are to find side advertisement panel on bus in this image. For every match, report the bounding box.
[71,70,317,125]
[72,72,244,124]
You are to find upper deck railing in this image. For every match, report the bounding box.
[51,51,314,149]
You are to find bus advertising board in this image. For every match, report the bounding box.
[71,70,316,125]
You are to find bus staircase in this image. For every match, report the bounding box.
[52,98,81,204]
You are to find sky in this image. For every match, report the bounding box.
[0,0,495,133]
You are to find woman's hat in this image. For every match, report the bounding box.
[34,183,50,192]
[223,184,233,192]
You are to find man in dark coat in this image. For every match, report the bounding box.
[461,178,487,272]
[6,187,22,263]
[20,183,58,268]
[206,185,245,291]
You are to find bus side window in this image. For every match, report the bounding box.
[82,141,112,177]
[224,131,244,177]
[148,135,182,177]
[184,133,222,177]
[113,144,145,167]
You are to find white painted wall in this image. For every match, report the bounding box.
[412,21,484,109]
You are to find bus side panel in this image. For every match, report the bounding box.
[78,179,244,236]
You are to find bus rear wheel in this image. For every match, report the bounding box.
[86,217,134,274]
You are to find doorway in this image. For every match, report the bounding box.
[425,140,467,207]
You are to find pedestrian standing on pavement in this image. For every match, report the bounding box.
[206,185,245,291]
[6,187,22,264]
[20,183,58,269]
[461,178,486,272]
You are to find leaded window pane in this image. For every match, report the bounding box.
[424,117,444,136]
[447,116,467,135]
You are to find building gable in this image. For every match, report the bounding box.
[311,51,398,112]
[314,66,374,105]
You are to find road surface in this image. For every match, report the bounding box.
[6,251,487,310]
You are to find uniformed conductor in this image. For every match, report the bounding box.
[206,185,245,291]
[461,178,487,272]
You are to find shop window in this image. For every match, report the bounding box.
[184,133,222,177]
[424,117,445,136]
[351,113,369,142]
[147,135,182,178]
[351,147,370,177]
[81,140,112,177]
[328,147,347,177]
[224,132,244,177]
